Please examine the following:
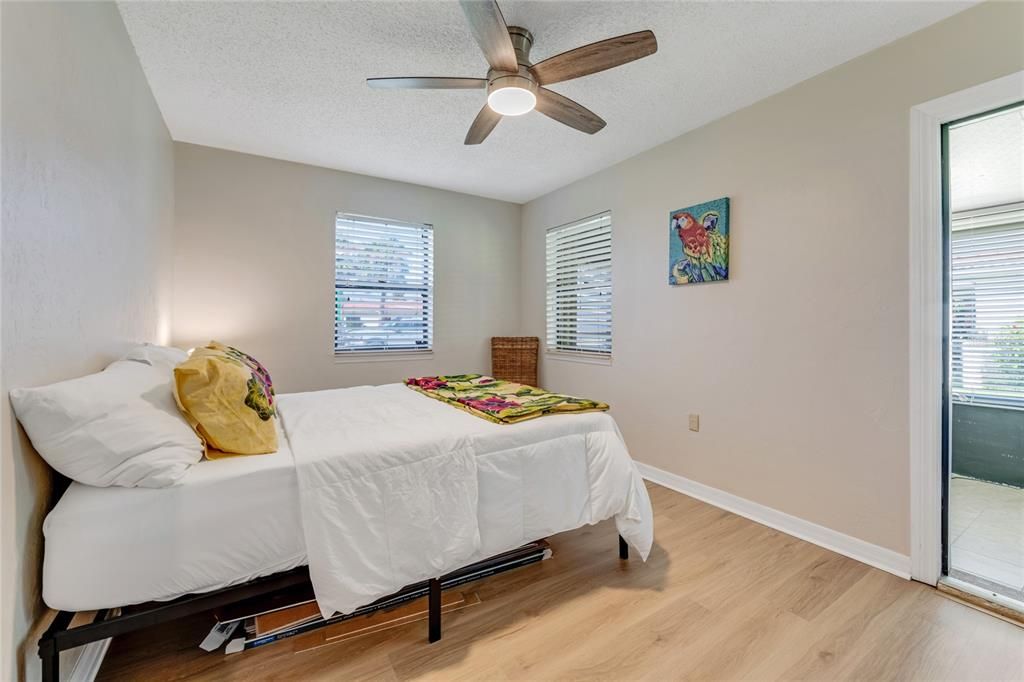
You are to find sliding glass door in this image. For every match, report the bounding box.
[943,102,1024,605]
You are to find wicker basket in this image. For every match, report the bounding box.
[491,337,539,387]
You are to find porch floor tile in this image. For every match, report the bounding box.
[949,476,1024,602]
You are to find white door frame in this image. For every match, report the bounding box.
[909,71,1024,585]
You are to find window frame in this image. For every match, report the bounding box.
[545,211,613,361]
[333,212,434,358]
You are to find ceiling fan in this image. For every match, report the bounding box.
[367,0,658,145]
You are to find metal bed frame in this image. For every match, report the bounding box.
[39,535,629,681]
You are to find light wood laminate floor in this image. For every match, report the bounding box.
[99,482,1024,681]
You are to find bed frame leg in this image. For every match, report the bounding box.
[40,638,59,682]
[428,578,441,643]
[619,534,629,560]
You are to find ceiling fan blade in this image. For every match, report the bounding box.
[535,88,606,135]
[367,77,487,90]
[465,104,502,145]
[459,0,519,73]
[530,30,657,86]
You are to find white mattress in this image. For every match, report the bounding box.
[43,388,650,612]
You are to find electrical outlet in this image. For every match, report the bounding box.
[688,414,699,432]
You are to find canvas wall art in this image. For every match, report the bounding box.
[668,197,729,285]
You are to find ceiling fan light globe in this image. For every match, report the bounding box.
[487,86,536,116]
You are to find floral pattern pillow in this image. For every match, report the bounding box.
[173,342,277,456]
[209,341,276,421]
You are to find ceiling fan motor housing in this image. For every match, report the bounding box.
[487,69,537,96]
[487,26,537,94]
[507,26,534,66]
[486,27,537,116]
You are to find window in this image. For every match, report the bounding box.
[334,213,433,354]
[950,204,1024,407]
[545,211,612,356]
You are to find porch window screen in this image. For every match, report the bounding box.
[545,212,612,356]
[334,213,433,354]
[950,205,1024,407]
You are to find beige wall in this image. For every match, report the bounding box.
[172,143,522,393]
[520,1,1024,557]
[0,2,174,679]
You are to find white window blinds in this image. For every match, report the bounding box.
[334,214,433,354]
[950,204,1024,407]
[546,212,612,356]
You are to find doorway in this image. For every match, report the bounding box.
[943,102,1024,605]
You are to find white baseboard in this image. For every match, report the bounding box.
[635,461,911,579]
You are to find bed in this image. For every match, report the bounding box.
[43,383,653,613]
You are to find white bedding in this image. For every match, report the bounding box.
[280,384,653,618]
[43,385,653,613]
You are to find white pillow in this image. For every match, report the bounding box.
[120,343,189,370]
[9,358,204,488]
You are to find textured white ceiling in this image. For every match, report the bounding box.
[119,0,974,203]
[949,105,1024,213]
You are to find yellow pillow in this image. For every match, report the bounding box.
[173,342,277,455]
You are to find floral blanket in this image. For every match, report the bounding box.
[405,374,609,424]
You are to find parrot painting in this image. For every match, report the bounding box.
[668,198,729,285]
